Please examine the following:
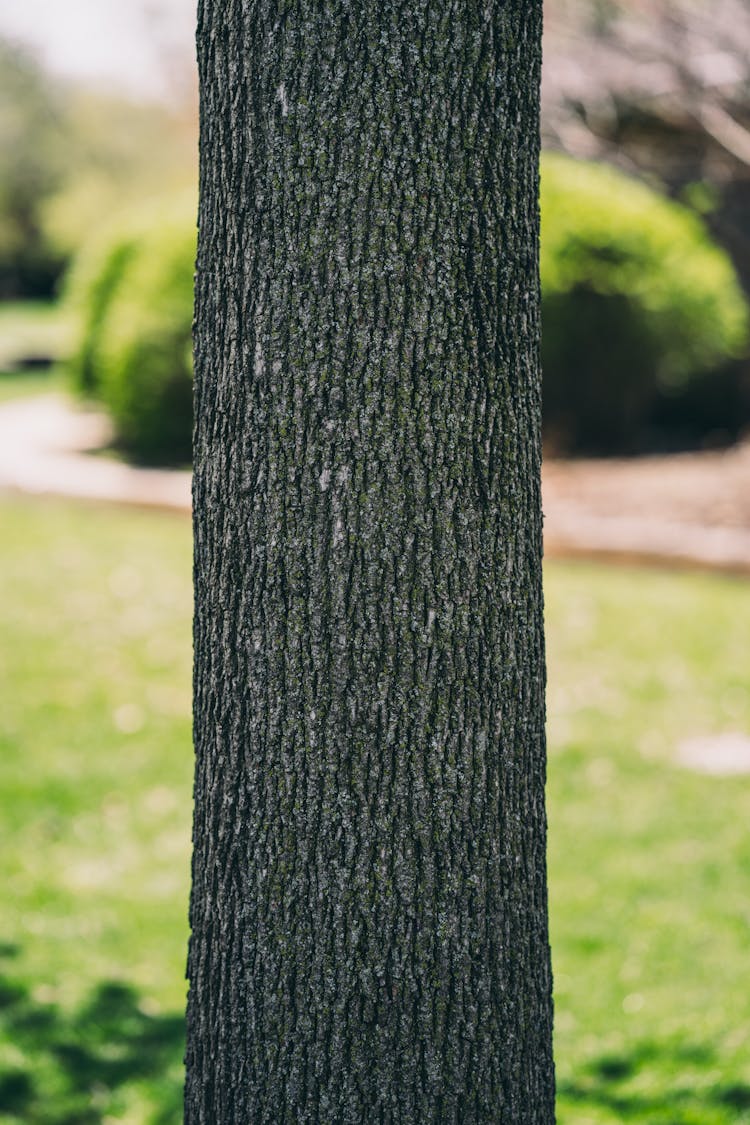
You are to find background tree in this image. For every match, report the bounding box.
[187,2,554,1121]
[0,38,67,298]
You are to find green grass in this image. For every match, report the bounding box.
[1,496,749,1122]
[0,367,63,403]
[0,300,72,402]
[0,302,74,370]
[546,566,750,1123]
[0,499,191,1123]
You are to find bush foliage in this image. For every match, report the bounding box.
[67,204,195,463]
[97,214,195,463]
[64,226,139,395]
[540,153,749,451]
[66,157,748,462]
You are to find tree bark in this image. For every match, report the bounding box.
[187,2,553,1121]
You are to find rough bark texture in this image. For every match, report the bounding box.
[188,2,554,1122]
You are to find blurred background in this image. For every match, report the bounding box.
[0,1,749,1122]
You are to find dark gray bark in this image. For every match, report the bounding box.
[187,2,553,1122]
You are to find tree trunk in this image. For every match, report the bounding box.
[187,2,553,1121]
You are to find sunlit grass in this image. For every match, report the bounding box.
[0,496,749,1121]
[0,366,63,403]
[0,300,72,403]
[0,301,74,370]
[547,564,750,1124]
[0,498,191,1122]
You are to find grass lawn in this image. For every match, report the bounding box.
[0,299,73,405]
[0,368,63,404]
[0,300,72,404]
[0,499,191,1124]
[1,496,749,1122]
[0,302,74,372]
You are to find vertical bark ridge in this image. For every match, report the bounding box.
[188,1,553,1121]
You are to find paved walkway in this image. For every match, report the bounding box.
[2,394,749,574]
[541,445,750,576]
[0,395,190,511]
[543,445,750,573]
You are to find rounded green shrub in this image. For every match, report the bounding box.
[65,160,747,462]
[96,211,195,463]
[540,153,749,452]
[64,225,139,395]
[64,197,195,462]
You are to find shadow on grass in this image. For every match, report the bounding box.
[559,1038,750,1122]
[5,930,750,1124]
[0,943,184,1123]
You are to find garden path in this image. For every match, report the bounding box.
[0,394,190,511]
[544,444,750,574]
[1,393,749,574]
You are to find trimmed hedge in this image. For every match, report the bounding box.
[66,161,748,462]
[66,203,195,462]
[540,153,749,452]
[64,226,139,395]
[96,215,195,463]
